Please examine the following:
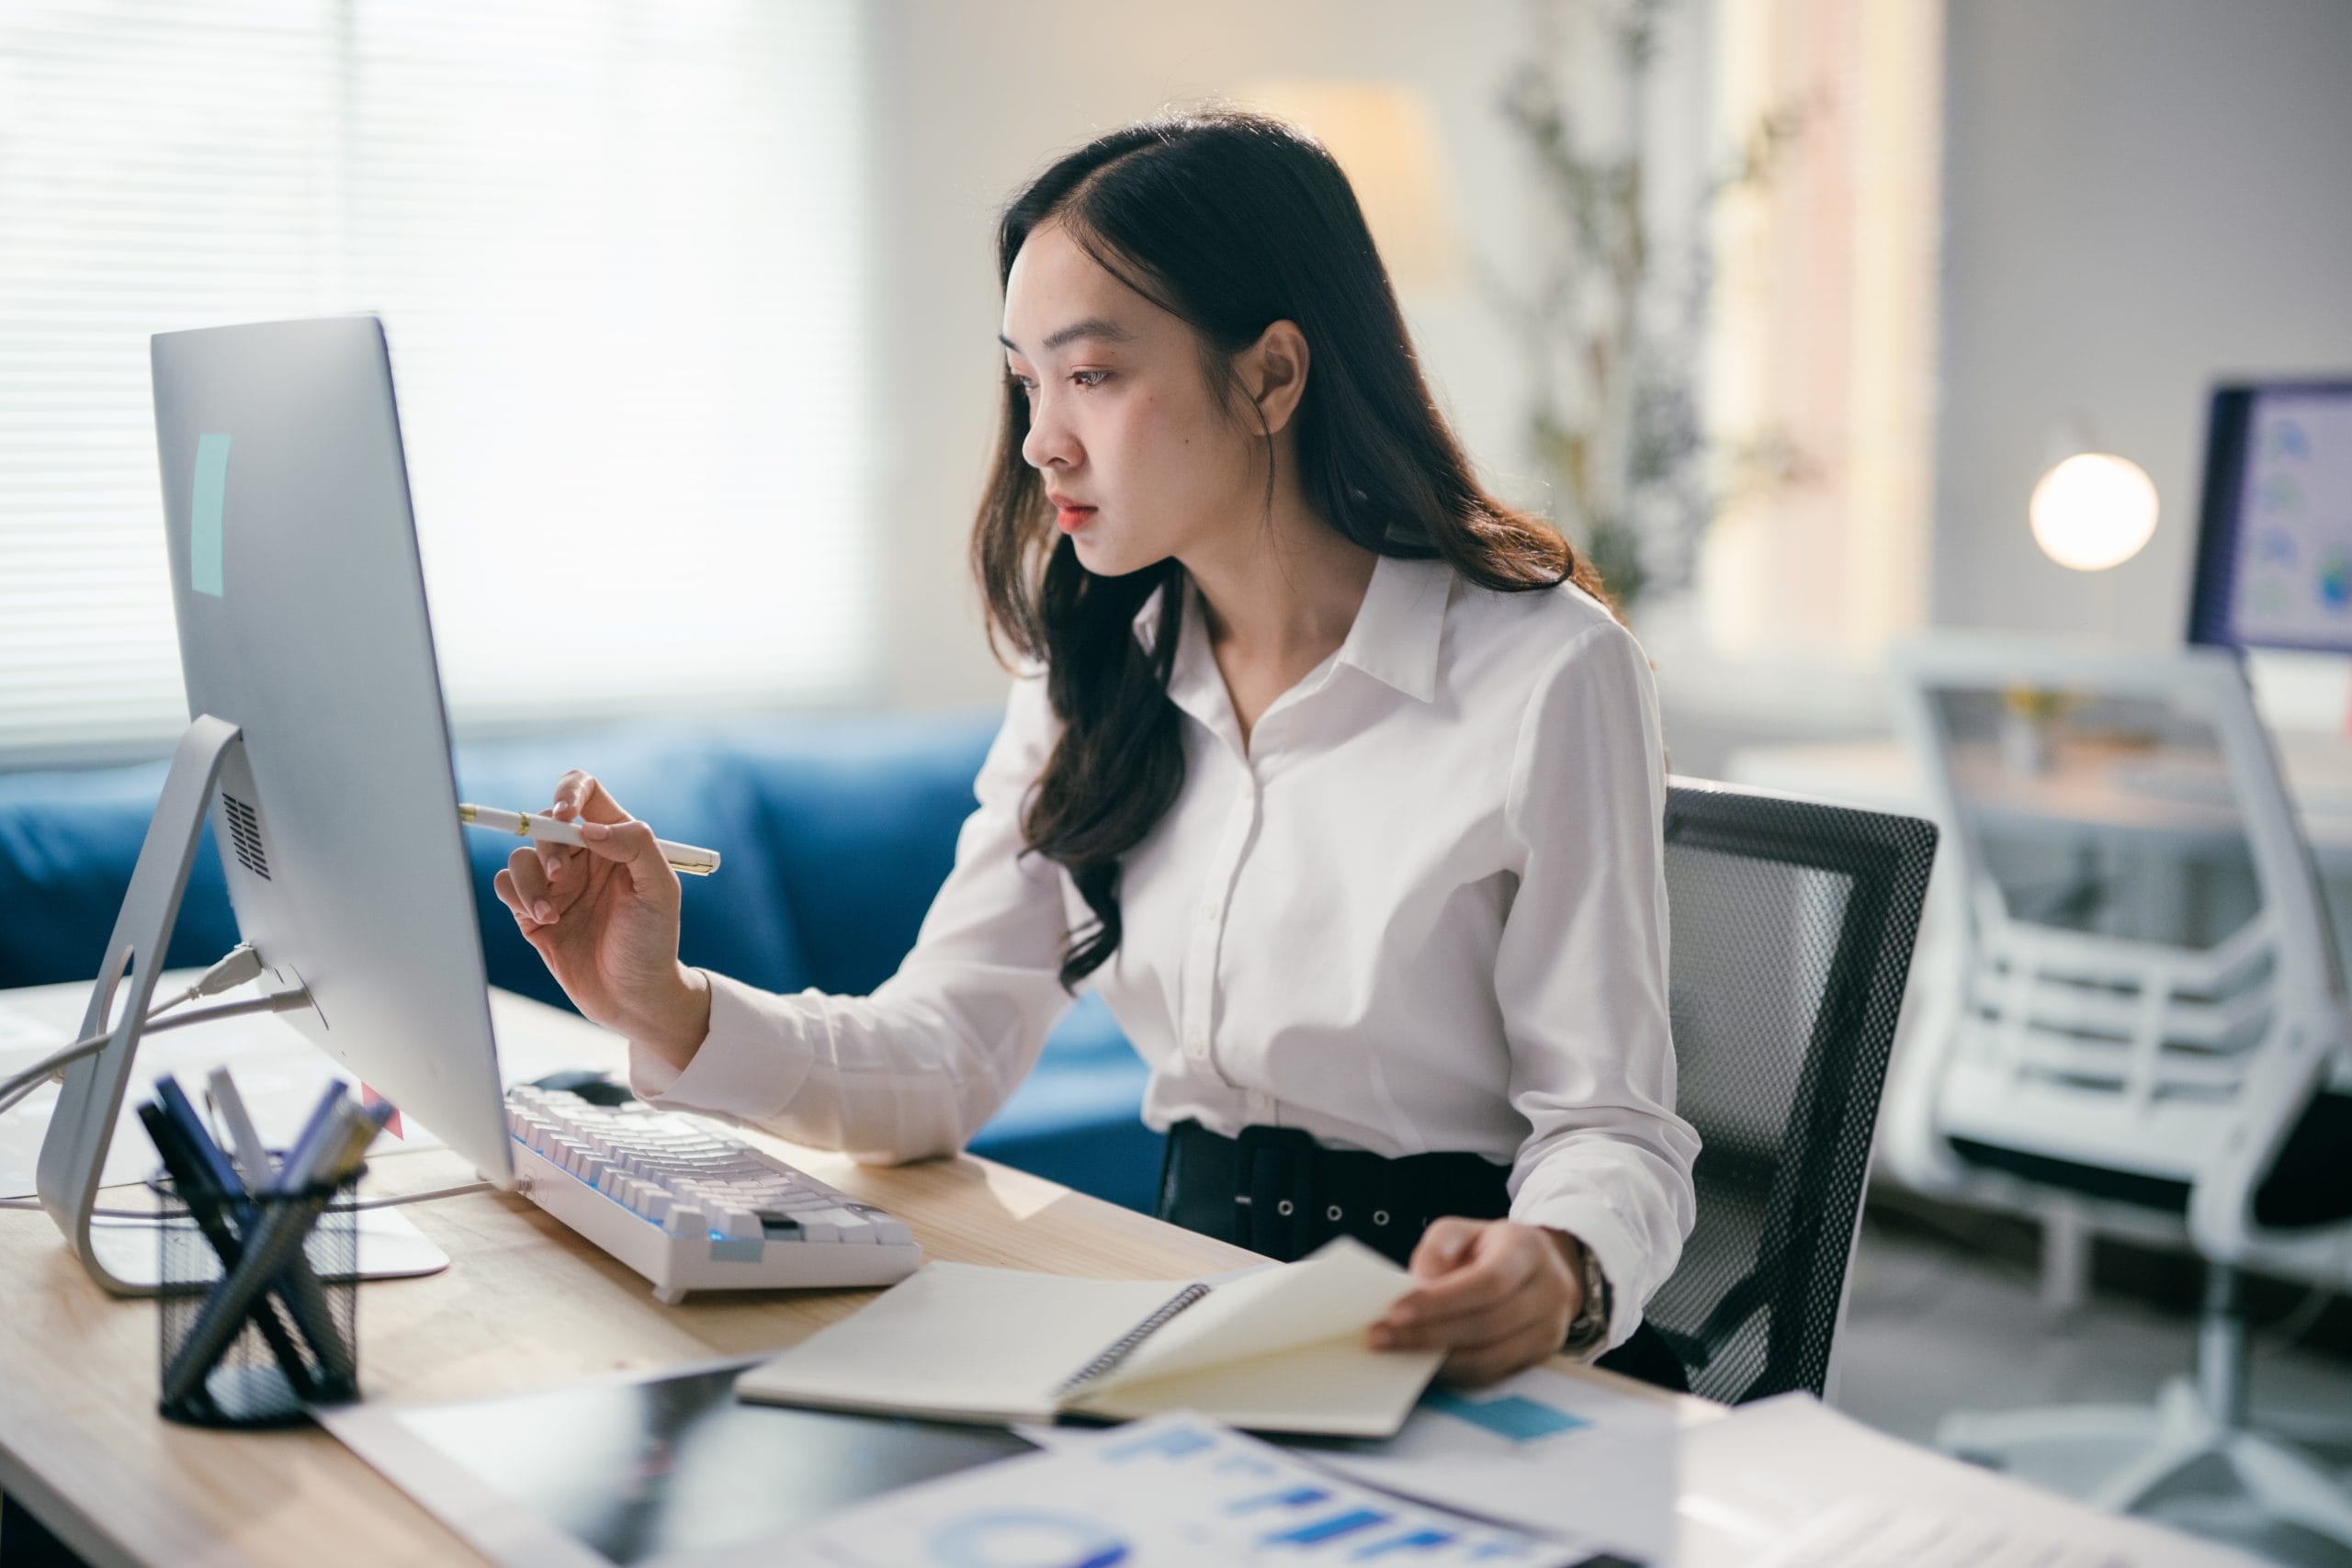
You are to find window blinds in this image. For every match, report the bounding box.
[0,0,872,767]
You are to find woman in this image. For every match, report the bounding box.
[494,108,1698,1391]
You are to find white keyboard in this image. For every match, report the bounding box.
[503,1085,922,1303]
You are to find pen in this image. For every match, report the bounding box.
[282,1098,377,1192]
[139,1102,322,1401]
[156,1077,352,1380]
[205,1066,274,1190]
[153,1075,250,1204]
[457,803,720,876]
[161,1100,389,1406]
[271,1082,349,1196]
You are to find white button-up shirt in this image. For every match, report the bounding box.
[630,552,1699,1350]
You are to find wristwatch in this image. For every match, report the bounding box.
[1561,1236,1612,1356]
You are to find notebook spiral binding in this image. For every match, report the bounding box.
[1055,1281,1213,1396]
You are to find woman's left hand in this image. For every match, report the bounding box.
[1368,1218,1587,1387]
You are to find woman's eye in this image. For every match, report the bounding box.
[1007,370,1105,398]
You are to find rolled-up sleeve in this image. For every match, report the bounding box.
[1495,622,1700,1353]
[626,672,1077,1164]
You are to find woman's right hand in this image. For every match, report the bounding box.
[490,770,711,1064]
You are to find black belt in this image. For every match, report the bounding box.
[1157,1120,1512,1269]
[1155,1119,1690,1394]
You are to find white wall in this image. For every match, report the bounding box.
[1932,0,2352,644]
[855,0,1710,710]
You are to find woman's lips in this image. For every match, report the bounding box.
[1055,505,1097,534]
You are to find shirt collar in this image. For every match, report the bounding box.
[1332,551,1450,704]
[1134,577,1229,741]
[1130,551,1453,710]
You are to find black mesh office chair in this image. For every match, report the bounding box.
[1641,778,1938,1404]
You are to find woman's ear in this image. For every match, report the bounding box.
[1242,320,1310,435]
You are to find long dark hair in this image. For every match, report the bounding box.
[973,107,1607,988]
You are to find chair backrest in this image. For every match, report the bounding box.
[1645,778,1937,1404]
[1891,637,2349,1259]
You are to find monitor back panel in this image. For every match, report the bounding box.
[150,314,513,1186]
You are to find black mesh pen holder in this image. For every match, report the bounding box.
[153,1167,363,1428]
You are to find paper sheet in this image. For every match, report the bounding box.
[792,1412,1617,1567]
[735,1263,1188,1425]
[1745,1499,2138,1568]
[1071,1332,1446,1438]
[1287,1364,1682,1562]
[1089,1236,1412,1391]
[1675,1394,2265,1568]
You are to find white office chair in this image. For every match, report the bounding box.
[1885,635,2352,1550]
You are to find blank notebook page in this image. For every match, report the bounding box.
[734,1264,1189,1423]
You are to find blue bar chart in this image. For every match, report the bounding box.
[796,1413,1613,1567]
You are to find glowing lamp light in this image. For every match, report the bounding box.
[2029,453,2159,571]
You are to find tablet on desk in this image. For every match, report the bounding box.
[321,1356,1037,1568]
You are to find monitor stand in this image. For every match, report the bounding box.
[33,715,448,1296]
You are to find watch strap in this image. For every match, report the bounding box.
[1562,1238,1611,1354]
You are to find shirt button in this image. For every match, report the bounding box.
[1186,1035,1208,1058]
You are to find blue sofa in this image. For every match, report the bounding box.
[0,710,1162,1211]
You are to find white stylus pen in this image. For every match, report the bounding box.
[458,803,721,876]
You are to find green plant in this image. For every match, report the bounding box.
[1490,0,1812,611]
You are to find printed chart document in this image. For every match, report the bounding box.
[735,1236,1444,1438]
[1289,1364,1683,1562]
[792,1411,1628,1567]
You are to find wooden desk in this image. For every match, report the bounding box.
[0,995,1698,1568]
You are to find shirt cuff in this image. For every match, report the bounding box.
[1512,1192,1646,1357]
[625,968,818,1124]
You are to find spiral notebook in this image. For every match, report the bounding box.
[733,1237,1443,1438]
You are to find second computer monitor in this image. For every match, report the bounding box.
[2187,378,2352,654]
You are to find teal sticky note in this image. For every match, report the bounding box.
[190,434,231,597]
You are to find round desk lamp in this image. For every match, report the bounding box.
[2030,451,2159,571]
[2008,441,2160,769]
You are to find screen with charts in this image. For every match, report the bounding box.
[2189,380,2352,651]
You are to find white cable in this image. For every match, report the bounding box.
[0,945,496,1217]
[345,1180,496,1211]
[0,1179,497,1218]
[0,1035,111,1103]
[0,1079,43,1120]
[152,943,266,1019]
[0,989,306,1108]
[1,945,266,1104]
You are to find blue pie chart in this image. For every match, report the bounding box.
[924,1509,1130,1568]
[2322,556,2352,613]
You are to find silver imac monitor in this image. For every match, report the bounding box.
[35,315,516,1292]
